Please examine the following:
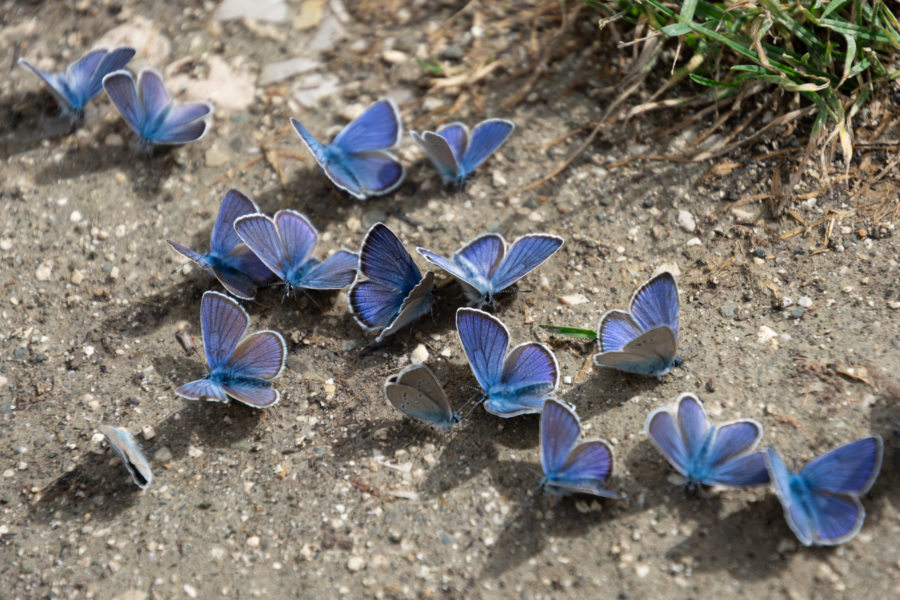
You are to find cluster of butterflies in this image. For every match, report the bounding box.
[18,46,213,146]
[20,48,514,194]
[32,47,883,551]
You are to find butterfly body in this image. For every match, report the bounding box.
[349,223,434,342]
[646,393,769,488]
[234,209,357,297]
[456,308,559,417]
[291,99,405,200]
[765,437,883,546]
[103,68,213,147]
[18,46,136,119]
[177,291,286,408]
[594,271,680,378]
[540,399,620,498]
[411,119,515,185]
[168,190,274,300]
[417,233,563,309]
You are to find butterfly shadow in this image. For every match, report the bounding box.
[27,400,263,526]
[867,393,900,524]
[663,495,792,581]
[420,415,502,496]
[33,132,182,199]
[560,369,662,422]
[0,90,75,159]
[478,459,624,581]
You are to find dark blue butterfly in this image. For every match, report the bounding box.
[234,209,357,296]
[594,271,680,377]
[646,393,770,488]
[384,364,461,433]
[176,291,286,409]
[348,223,434,342]
[541,398,621,498]
[167,189,274,300]
[291,99,405,200]
[102,68,213,147]
[417,233,563,308]
[18,46,136,120]
[410,119,514,185]
[456,308,559,418]
[765,436,883,546]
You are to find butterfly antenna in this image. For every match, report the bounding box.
[460,392,485,420]
[359,338,390,357]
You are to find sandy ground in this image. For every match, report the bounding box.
[2,1,899,598]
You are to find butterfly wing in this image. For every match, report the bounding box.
[555,442,620,498]
[645,406,690,477]
[703,420,769,486]
[176,378,229,403]
[337,151,405,197]
[540,398,581,478]
[384,364,456,430]
[137,68,171,123]
[18,58,73,113]
[331,99,402,152]
[97,424,153,489]
[234,213,288,281]
[227,331,286,380]
[417,234,505,302]
[459,119,515,176]
[489,233,563,293]
[63,49,108,110]
[376,271,434,342]
[358,223,421,293]
[765,448,816,546]
[85,46,135,103]
[436,122,469,161]
[102,70,145,134]
[596,310,642,352]
[167,240,209,268]
[210,189,259,256]
[489,342,558,417]
[629,271,680,339]
[411,129,461,183]
[593,326,677,376]
[200,291,250,371]
[800,436,883,495]
[348,280,405,332]
[676,393,711,460]
[809,492,866,545]
[455,308,508,397]
[274,210,319,275]
[152,102,213,145]
[299,250,358,290]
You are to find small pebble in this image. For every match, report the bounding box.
[155,447,173,462]
[409,344,429,364]
[188,445,203,458]
[141,425,156,440]
[183,584,197,599]
[382,49,408,64]
[757,325,778,347]
[719,304,736,318]
[559,294,588,306]
[35,262,52,281]
[677,210,696,232]
[797,296,812,308]
[246,535,260,548]
[347,556,366,571]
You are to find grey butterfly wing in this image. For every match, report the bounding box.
[97,424,153,489]
[384,364,455,429]
[376,271,435,342]
[593,326,677,376]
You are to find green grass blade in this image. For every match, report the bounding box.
[540,325,597,339]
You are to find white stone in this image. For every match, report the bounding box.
[677,210,696,232]
[259,57,320,86]
[214,0,288,22]
[410,344,429,364]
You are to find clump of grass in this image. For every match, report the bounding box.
[590,0,899,156]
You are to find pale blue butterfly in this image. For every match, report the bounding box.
[97,424,153,489]
[384,364,460,433]
[410,118,514,185]
[646,393,770,488]
[291,99,405,200]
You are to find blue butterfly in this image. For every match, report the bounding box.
[168,189,275,300]
[594,271,680,377]
[97,424,153,489]
[177,291,286,409]
[646,393,770,488]
[417,232,563,308]
[18,46,136,120]
[456,308,559,418]
[234,209,358,296]
[410,119,514,185]
[541,398,621,498]
[384,363,460,433]
[102,68,213,147]
[348,223,434,342]
[291,99,405,200]
[765,436,883,546]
